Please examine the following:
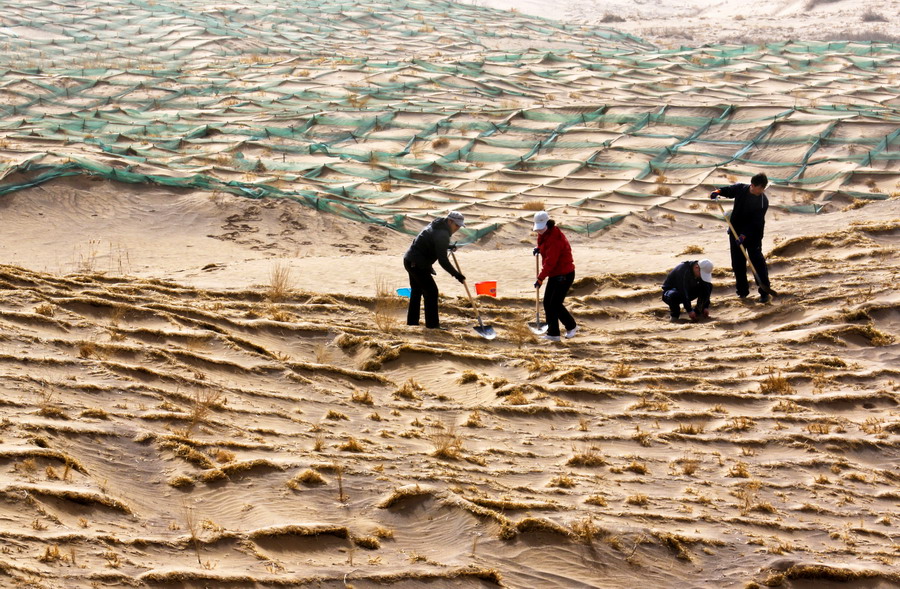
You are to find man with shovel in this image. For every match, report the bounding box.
[533,211,577,342]
[403,211,466,330]
[710,173,773,303]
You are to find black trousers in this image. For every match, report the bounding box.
[729,234,769,297]
[662,282,711,319]
[404,259,440,328]
[543,271,576,337]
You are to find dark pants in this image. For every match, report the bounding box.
[729,234,769,297]
[662,284,711,319]
[543,272,576,337]
[404,259,440,328]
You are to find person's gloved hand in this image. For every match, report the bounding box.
[532,247,540,256]
[456,274,466,283]
[738,234,746,245]
[534,280,542,289]
[709,190,720,200]
[689,311,697,320]
[448,243,458,253]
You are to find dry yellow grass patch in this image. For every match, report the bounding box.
[608,362,633,378]
[759,373,795,394]
[566,445,606,467]
[394,378,424,400]
[267,260,293,302]
[429,424,463,459]
[286,469,326,488]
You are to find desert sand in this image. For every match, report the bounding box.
[0,1,897,588]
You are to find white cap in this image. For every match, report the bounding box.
[533,211,549,231]
[446,211,465,227]
[698,259,713,283]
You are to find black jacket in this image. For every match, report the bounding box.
[717,183,768,239]
[403,218,461,279]
[662,260,711,313]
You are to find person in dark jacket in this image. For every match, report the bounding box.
[710,173,772,303]
[662,259,713,322]
[403,211,466,329]
[533,211,577,342]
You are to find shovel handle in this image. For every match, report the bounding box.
[451,251,486,327]
[535,254,541,318]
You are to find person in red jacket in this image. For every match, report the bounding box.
[533,211,577,342]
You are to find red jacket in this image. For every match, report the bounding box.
[537,225,575,281]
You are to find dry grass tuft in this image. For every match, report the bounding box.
[624,460,649,475]
[394,378,424,400]
[352,535,381,549]
[522,201,545,211]
[506,315,538,348]
[626,494,649,506]
[728,461,751,478]
[570,517,599,544]
[351,389,374,405]
[464,410,483,428]
[189,389,225,432]
[339,437,365,452]
[608,362,633,379]
[548,474,576,488]
[504,389,529,405]
[675,423,704,435]
[759,373,795,394]
[566,445,606,467]
[429,424,463,460]
[287,469,327,488]
[679,245,704,255]
[458,370,479,384]
[267,260,294,302]
[374,277,404,333]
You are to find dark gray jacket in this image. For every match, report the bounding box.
[716,183,768,239]
[662,260,712,313]
[403,218,461,279]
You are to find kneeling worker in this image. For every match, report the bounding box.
[661,259,713,322]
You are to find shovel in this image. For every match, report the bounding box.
[451,252,496,340]
[528,254,548,334]
[715,199,778,298]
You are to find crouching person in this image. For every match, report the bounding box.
[661,259,713,322]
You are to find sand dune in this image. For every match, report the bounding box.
[0,0,898,588]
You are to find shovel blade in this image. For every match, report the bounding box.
[474,325,496,340]
[528,321,548,335]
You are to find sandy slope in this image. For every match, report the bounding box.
[0,177,897,589]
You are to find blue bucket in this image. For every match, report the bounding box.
[396,288,411,297]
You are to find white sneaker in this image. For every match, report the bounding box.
[542,334,561,342]
[565,327,578,339]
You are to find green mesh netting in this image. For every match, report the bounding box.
[1,0,898,242]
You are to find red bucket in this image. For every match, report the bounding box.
[474,281,497,297]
